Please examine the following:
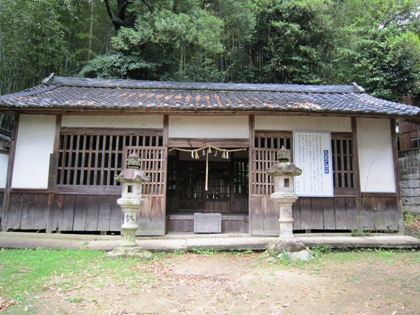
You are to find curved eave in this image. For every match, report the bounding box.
[1,103,419,120]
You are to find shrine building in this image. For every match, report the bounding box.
[1,75,419,235]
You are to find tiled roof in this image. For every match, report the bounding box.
[0,75,419,118]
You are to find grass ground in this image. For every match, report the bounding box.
[0,213,418,314]
[1,248,419,314]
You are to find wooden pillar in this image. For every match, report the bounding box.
[2,112,19,231]
[163,115,169,233]
[163,115,169,147]
[351,117,362,218]
[391,119,404,233]
[248,115,254,234]
[46,115,61,233]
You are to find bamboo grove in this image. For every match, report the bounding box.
[0,0,419,101]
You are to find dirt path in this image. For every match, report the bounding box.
[20,252,420,315]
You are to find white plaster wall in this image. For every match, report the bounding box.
[255,116,352,132]
[61,115,163,128]
[169,116,249,138]
[0,152,8,188]
[12,115,56,189]
[357,118,396,193]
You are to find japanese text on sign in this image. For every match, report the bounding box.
[293,131,333,197]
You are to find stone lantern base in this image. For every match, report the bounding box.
[271,192,298,239]
[107,246,153,259]
[117,197,144,247]
[266,239,314,262]
[267,192,314,261]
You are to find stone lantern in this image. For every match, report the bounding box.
[266,146,302,239]
[115,152,150,246]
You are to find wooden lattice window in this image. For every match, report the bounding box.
[252,132,292,195]
[166,156,177,196]
[331,134,354,189]
[206,164,230,200]
[57,128,163,188]
[179,163,204,200]
[255,133,292,149]
[233,160,248,194]
[124,146,167,195]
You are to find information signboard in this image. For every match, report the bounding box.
[293,131,333,197]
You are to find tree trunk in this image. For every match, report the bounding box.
[179,45,185,78]
[87,0,94,60]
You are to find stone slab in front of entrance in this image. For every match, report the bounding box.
[194,213,222,233]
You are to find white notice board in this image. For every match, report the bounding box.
[293,131,333,197]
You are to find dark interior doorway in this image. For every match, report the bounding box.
[166,150,248,215]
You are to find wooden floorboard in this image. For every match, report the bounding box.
[59,194,76,231]
[32,194,49,230]
[6,194,22,230]
[322,198,336,229]
[73,195,88,231]
[97,196,113,232]
[84,195,99,231]
[19,193,34,230]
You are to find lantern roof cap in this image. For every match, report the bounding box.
[267,146,302,177]
[115,169,150,183]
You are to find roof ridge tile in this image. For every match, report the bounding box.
[51,76,357,94]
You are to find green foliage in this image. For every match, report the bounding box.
[252,0,336,84]
[403,210,418,226]
[0,0,114,95]
[276,250,292,265]
[403,210,420,238]
[331,0,420,100]
[311,244,332,258]
[79,52,158,79]
[191,247,219,256]
[85,0,226,81]
[352,28,420,101]
[173,249,186,255]
[0,0,69,94]
[208,0,256,82]
[1,0,419,102]
[63,0,115,70]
